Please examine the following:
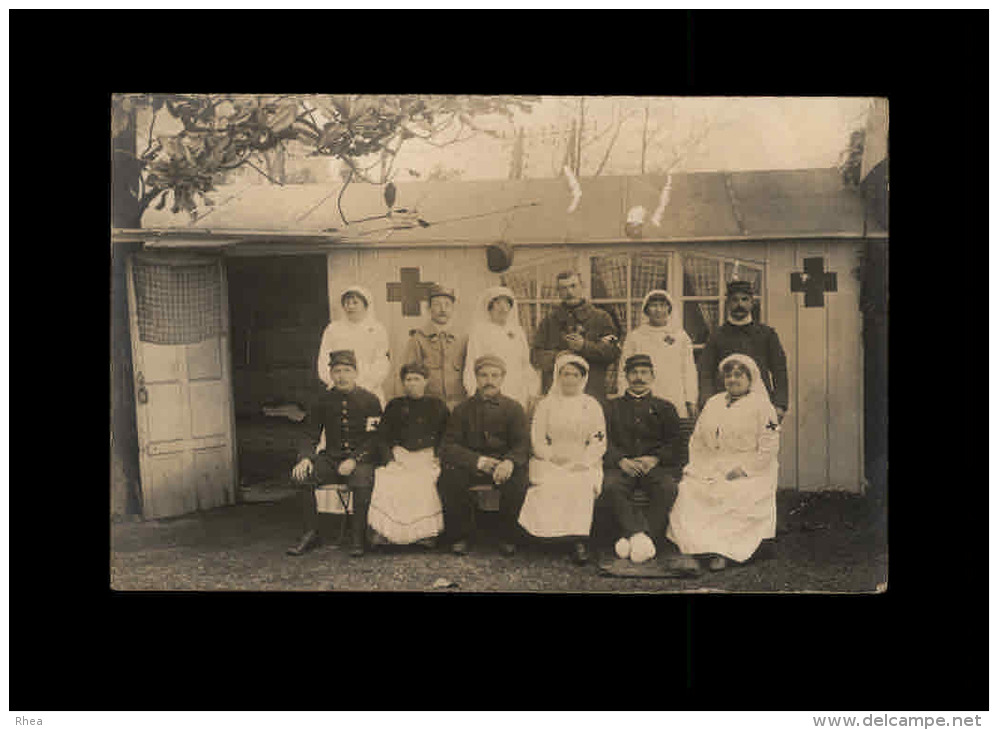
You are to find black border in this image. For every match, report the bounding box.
[11,9,986,712]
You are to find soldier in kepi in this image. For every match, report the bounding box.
[401,284,468,411]
[698,279,790,422]
[531,270,621,402]
[287,350,383,558]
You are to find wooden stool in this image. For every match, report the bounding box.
[315,484,353,544]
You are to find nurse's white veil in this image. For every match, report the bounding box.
[718,353,766,398]
[475,285,525,335]
[547,352,590,399]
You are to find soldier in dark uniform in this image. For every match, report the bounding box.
[531,271,621,401]
[401,284,468,410]
[601,354,682,564]
[698,280,790,421]
[287,350,383,557]
[437,354,530,556]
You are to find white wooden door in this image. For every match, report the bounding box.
[126,251,238,519]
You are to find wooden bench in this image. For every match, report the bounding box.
[470,484,501,512]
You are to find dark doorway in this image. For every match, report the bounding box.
[227,255,329,488]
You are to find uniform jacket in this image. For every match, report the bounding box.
[402,322,468,408]
[375,394,450,464]
[698,321,789,410]
[603,390,681,468]
[439,391,530,472]
[531,301,620,399]
[298,385,383,464]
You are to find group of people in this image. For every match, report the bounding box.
[288,270,789,572]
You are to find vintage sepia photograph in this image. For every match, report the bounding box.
[109,94,888,593]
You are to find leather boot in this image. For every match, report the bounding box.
[287,530,321,557]
[348,510,366,557]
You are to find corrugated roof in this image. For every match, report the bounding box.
[138,168,884,244]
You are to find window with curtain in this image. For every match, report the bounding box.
[502,254,578,345]
[503,249,765,395]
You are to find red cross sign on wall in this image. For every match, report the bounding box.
[790,257,838,308]
[387,267,436,317]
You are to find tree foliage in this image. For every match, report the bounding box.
[111,94,538,221]
[838,128,866,188]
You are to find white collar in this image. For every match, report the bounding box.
[727,314,753,326]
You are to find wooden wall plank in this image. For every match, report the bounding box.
[766,241,798,489]
[795,241,830,490]
[826,241,864,491]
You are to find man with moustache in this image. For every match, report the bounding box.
[532,270,620,401]
[402,284,468,410]
[697,279,789,421]
[437,354,530,557]
[601,354,682,564]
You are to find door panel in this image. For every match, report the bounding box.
[145,382,187,442]
[142,343,182,382]
[187,338,222,380]
[190,380,229,437]
[144,452,196,519]
[193,447,232,510]
[127,252,237,519]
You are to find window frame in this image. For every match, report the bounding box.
[503,246,767,349]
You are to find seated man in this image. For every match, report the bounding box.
[601,354,681,564]
[437,355,530,556]
[288,350,383,558]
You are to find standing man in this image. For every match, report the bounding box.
[402,284,468,410]
[698,280,789,421]
[532,271,621,401]
[287,350,383,558]
[601,354,682,564]
[437,355,530,557]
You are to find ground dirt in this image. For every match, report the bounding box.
[110,488,887,594]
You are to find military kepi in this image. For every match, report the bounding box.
[726,279,754,296]
[427,284,456,302]
[624,353,654,373]
[400,362,430,380]
[473,354,507,374]
[328,350,358,369]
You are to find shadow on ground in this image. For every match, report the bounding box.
[110,490,887,593]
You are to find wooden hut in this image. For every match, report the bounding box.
[112,168,887,518]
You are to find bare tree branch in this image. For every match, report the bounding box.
[592,109,641,176]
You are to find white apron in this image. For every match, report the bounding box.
[367,447,444,544]
[519,458,602,538]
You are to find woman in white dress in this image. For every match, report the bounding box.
[666,353,781,570]
[517,352,607,565]
[616,289,698,418]
[463,286,540,412]
[316,284,391,407]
